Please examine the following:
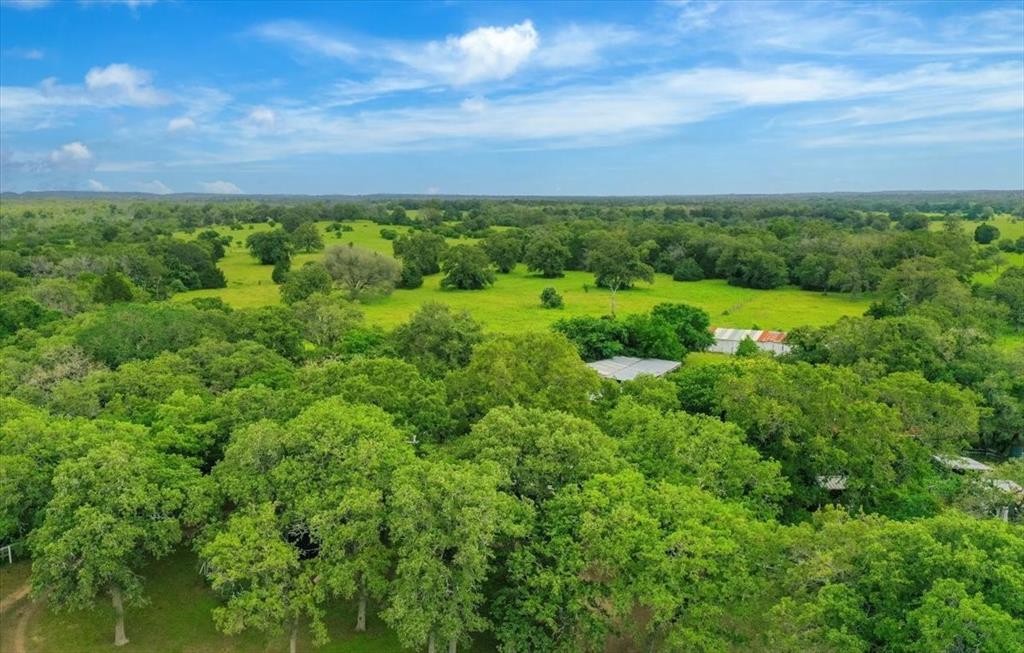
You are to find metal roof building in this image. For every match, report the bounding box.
[587,356,681,382]
[816,475,849,491]
[707,327,791,355]
[932,454,993,473]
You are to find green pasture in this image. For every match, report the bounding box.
[0,551,494,653]
[928,214,1024,283]
[175,221,872,332]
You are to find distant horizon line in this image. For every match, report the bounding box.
[2,189,1023,201]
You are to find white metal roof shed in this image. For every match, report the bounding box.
[587,356,681,382]
[932,454,993,473]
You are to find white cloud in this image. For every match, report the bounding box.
[460,96,488,113]
[252,20,358,59]
[167,116,196,132]
[245,106,276,129]
[5,47,45,60]
[669,2,1024,56]
[0,62,170,130]
[255,19,541,86]
[3,0,51,9]
[49,141,92,164]
[191,59,1022,163]
[87,178,108,191]
[199,180,242,194]
[395,20,539,85]
[137,179,172,194]
[535,24,638,68]
[425,186,440,195]
[84,63,165,105]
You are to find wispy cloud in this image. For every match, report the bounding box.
[667,1,1024,56]
[199,179,242,194]
[5,47,45,60]
[1,63,169,129]
[136,179,172,194]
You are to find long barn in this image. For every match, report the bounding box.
[707,328,791,355]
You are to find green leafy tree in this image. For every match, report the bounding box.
[75,303,219,367]
[246,229,293,265]
[440,245,495,290]
[231,306,304,362]
[482,230,525,273]
[455,406,624,502]
[383,459,519,653]
[201,503,323,653]
[974,223,1001,244]
[650,303,715,352]
[290,222,324,253]
[586,233,654,315]
[392,302,484,378]
[495,471,768,653]
[552,315,627,361]
[291,292,364,351]
[271,257,291,284]
[539,287,563,309]
[393,231,447,275]
[446,332,602,428]
[735,336,759,357]
[606,399,790,518]
[716,359,933,517]
[872,371,980,451]
[524,233,570,278]
[989,266,1024,326]
[298,357,451,442]
[280,262,333,304]
[768,510,1024,652]
[323,245,401,300]
[30,441,199,647]
[93,268,135,303]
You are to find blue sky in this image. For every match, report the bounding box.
[1,0,1022,195]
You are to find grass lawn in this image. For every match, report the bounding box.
[3,550,495,653]
[175,221,873,332]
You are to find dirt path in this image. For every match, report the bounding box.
[12,597,39,653]
[0,583,30,614]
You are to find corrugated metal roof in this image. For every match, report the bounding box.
[991,479,1024,495]
[757,330,787,343]
[816,475,848,491]
[586,356,681,382]
[933,454,992,472]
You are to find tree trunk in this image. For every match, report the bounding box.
[448,635,458,653]
[111,586,129,647]
[290,621,298,653]
[427,631,436,653]
[355,583,367,632]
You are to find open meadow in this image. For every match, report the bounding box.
[174,220,874,332]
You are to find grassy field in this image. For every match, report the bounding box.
[0,551,495,653]
[175,221,873,332]
[928,214,1024,283]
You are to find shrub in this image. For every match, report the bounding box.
[540,287,564,309]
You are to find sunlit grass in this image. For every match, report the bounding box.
[174,220,873,332]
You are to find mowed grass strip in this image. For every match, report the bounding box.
[4,550,495,653]
[175,220,873,331]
